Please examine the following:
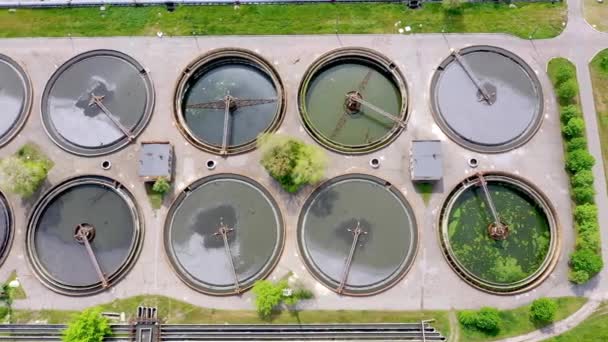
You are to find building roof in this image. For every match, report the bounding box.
[138,142,173,180]
[411,140,442,181]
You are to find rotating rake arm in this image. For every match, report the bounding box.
[346,95,406,128]
[451,51,495,105]
[185,98,277,110]
[220,96,232,156]
[89,94,135,141]
[337,221,367,294]
[74,225,109,288]
[213,223,241,294]
[476,173,502,229]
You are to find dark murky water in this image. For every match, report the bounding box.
[0,58,27,139]
[183,64,278,147]
[169,178,281,288]
[300,177,416,289]
[33,184,135,286]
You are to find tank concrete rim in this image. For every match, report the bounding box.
[40,49,155,157]
[430,45,544,153]
[297,173,419,296]
[298,47,409,155]
[0,54,33,148]
[0,190,14,268]
[173,48,286,155]
[163,173,285,296]
[26,175,144,296]
[438,172,560,294]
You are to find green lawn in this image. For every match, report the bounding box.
[11,295,450,337]
[589,50,608,195]
[544,301,608,342]
[0,3,565,38]
[460,297,588,341]
[583,0,608,32]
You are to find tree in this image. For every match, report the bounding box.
[560,105,581,124]
[0,156,48,198]
[555,65,575,85]
[557,79,579,103]
[252,280,287,319]
[475,307,501,333]
[152,177,171,195]
[258,134,327,193]
[62,309,112,342]
[566,137,587,152]
[565,149,595,173]
[530,298,558,324]
[562,117,585,138]
[570,248,603,278]
[571,170,594,188]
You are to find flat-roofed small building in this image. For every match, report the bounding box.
[410,140,442,182]
[138,142,174,182]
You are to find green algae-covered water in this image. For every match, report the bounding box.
[446,182,551,285]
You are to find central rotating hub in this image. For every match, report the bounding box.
[345,91,363,114]
[477,82,497,105]
[224,95,238,112]
[74,223,96,244]
[488,222,510,240]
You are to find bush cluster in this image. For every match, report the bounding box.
[252,280,313,319]
[152,177,171,195]
[550,61,603,284]
[0,143,53,198]
[530,298,558,325]
[458,307,501,334]
[62,309,112,342]
[258,134,327,193]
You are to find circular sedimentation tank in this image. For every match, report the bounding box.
[431,46,543,153]
[41,50,155,156]
[297,174,418,296]
[174,49,285,155]
[26,176,143,295]
[164,174,284,295]
[0,191,14,267]
[0,54,32,147]
[299,48,408,154]
[439,173,559,294]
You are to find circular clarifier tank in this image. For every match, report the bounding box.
[298,174,418,296]
[439,173,559,294]
[0,191,14,267]
[164,174,284,295]
[26,176,143,296]
[299,48,408,154]
[41,50,155,156]
[0,54,32,147]
[431,46,543,153]
[174,49,285,155]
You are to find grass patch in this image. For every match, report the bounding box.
[415,182,434,204]
[11,295,450,337]
[590,49,608,197]
[5,271,26,300]
[545,301,608,342]
[583,0,608,32]
[145,183,163,209]
[460,297,587,341]
[0,3,565,38]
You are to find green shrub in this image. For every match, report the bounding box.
[152,177,171,195]
[0,143,53,199]
[574,204,598,225]
[577,229,601,251]
[571,170,594,188]
[252,280,287,319]
[0,306,8,321]
[577,220,599,233]
[572,185,595,204]
[62,308,112,342]
[284,288,314,306]
[600,56,608,72]
[562,117,586,138]
[258,134,327,193]
[565,149,595,173]
[570,248,603,278]
[560,105,581,124]
[458,307,501,334]
[557,79,579,103]
[555,65,575,85]
[566,137,588,152]
[530,298,558,324]
[569,269,590,284]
